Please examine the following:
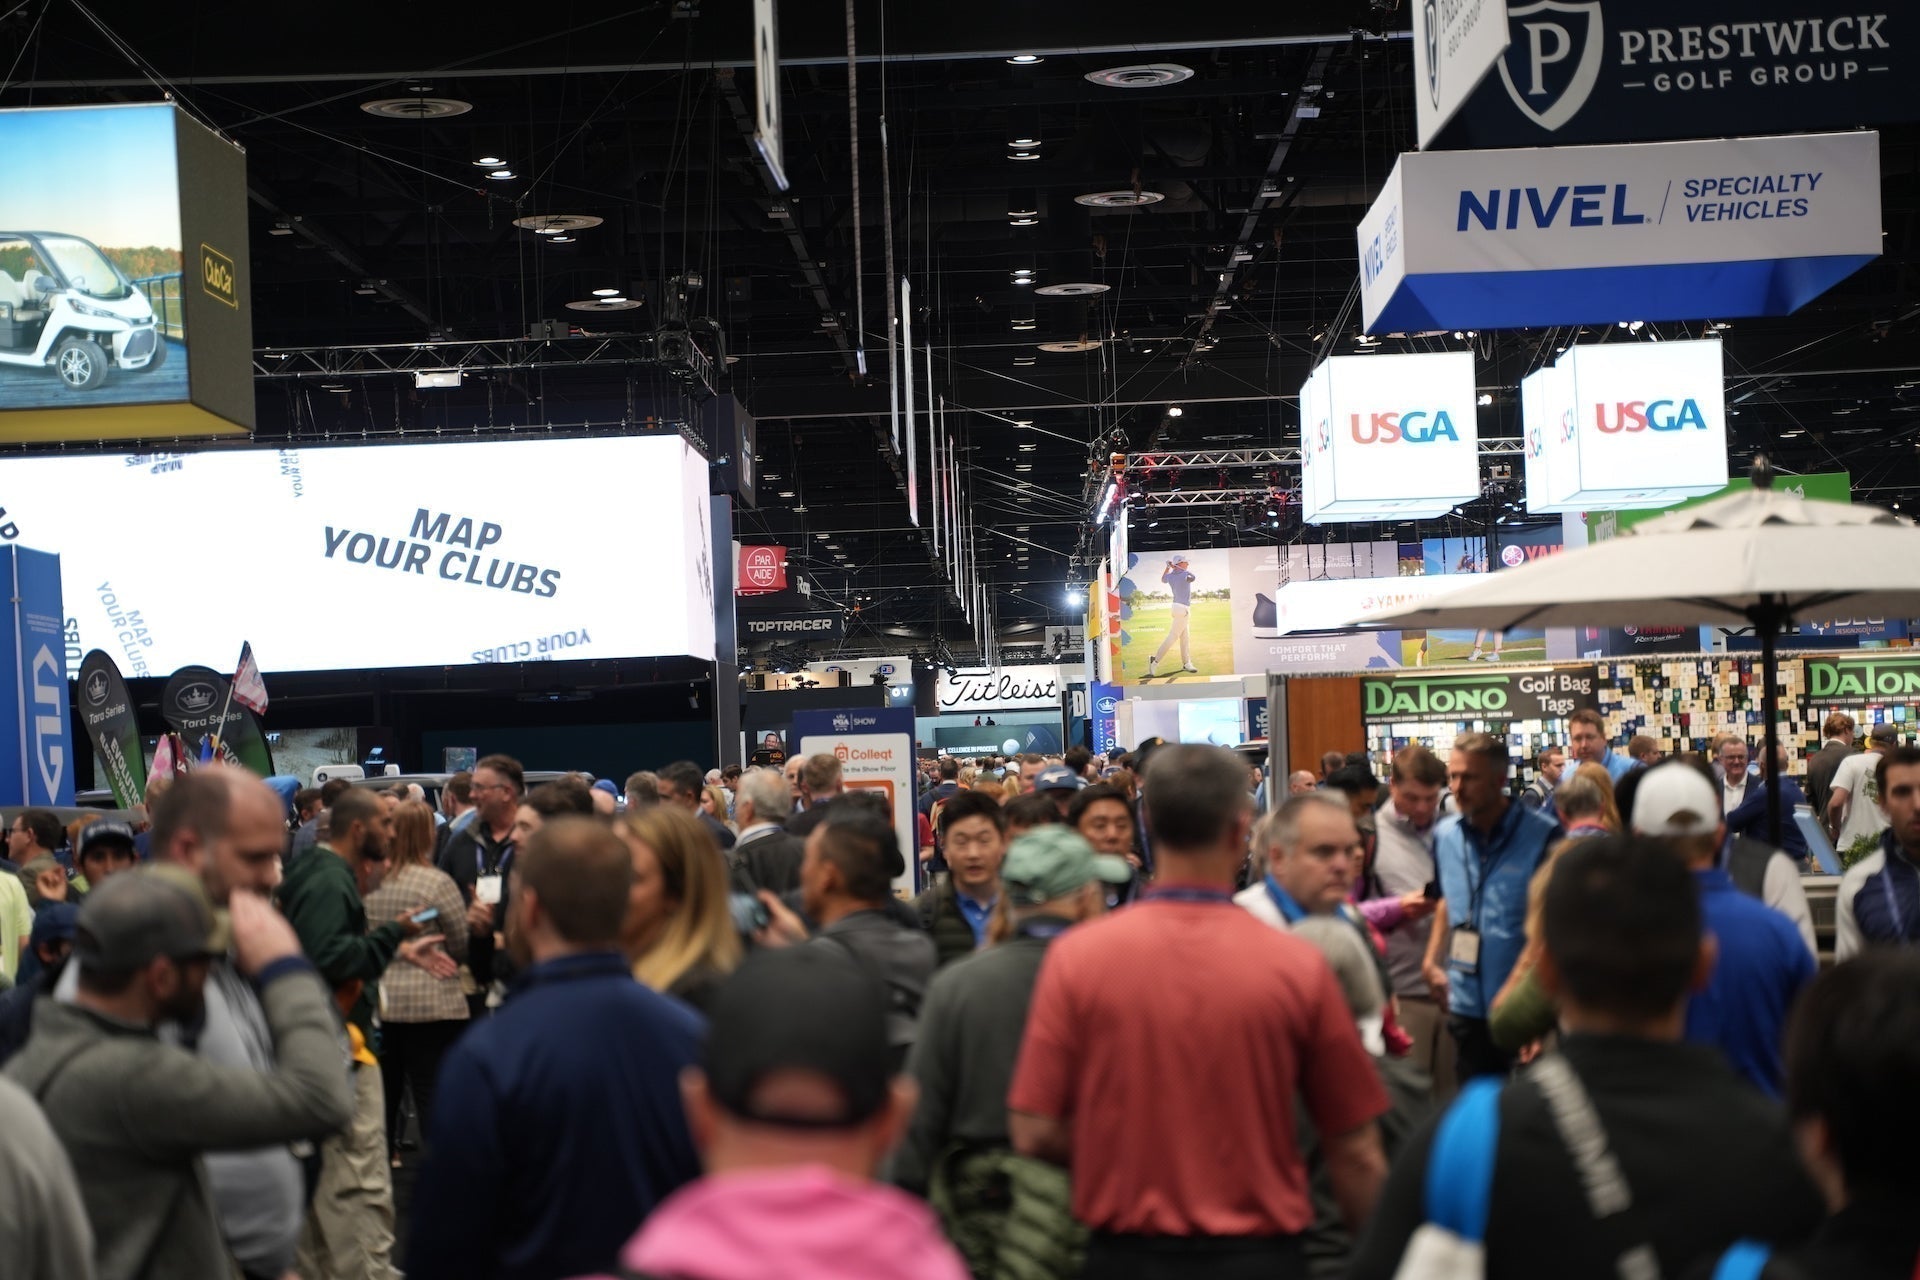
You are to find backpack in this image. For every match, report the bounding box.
[1391,1078,1503,1280]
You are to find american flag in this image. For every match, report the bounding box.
[232,642,269,715]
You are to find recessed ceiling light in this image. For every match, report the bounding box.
[473,156,506,167]
[549,235,574,243]
[1014,356,1036,366]
[1014,463,1033,472]
[1034,282,1110,297]
[512,214,604,235]
[1018,442,1038,451]
[1038,339,1102,353]
[1009,150,1041,161]
[778,490,796,498]
[488,169,516,180]
[1074,189,1165,208]
[565,297,641,311]
[1083,63,1194,89]
[592,288,621,297]
[1007,54,1043,64]
[361,96,472,119]
[1013,418,1033,427]
[1009,216,1039,226]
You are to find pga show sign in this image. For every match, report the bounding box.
[1426,0,1912,151]
[792,707,915,893]
[1523,337,1728,512]
[1358,129,1881,333]
[1299,351,1480,524]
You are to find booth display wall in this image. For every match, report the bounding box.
[1286,676,1362,780]
[421,722,713,789]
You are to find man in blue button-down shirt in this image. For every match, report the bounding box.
[407,817,703,1280]
[1568,708,1636,785]
[1424,732,1560,1081]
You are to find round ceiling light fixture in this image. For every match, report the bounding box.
[361,96,473,119]
[1074,189,1165,208]
[472,155,506,167]
[1034,282,1110,297]
[512,214,604,235]
[1038,339,1103,353]
[1084,63,1194,89]
[565,298,641,311]
[591,287,622,297]
[1006,54,1044,64]
[486,169,516,181]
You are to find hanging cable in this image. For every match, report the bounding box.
[877,3,898,450]
[845,0,867,378]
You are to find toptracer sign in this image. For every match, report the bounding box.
[0,104,253,442]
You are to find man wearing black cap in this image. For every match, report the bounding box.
[0,903,77,1062]
[6,870,353,1280]
[596,948,968,1280]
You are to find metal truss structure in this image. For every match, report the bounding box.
[251,332,715,397]
[1105,441,1529,509]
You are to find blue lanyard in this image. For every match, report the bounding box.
[1461,815,1515,929]
[1141,885,1236,905]
[1017,918,1072,941]
[476,842,513,878]
[1263,874,1308,924]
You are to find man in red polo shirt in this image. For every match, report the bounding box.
[1009,744,1388,1280]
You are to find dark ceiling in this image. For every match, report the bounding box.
[3,1,1917,661]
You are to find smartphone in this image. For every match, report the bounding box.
[410,907,440,925]
[727,892,771,935]
[1422,880,1441,901]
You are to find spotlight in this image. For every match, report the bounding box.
[1167,405,1184,417]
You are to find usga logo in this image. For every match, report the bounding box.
[1559,408,1576,442]
[1315,418,1332,453]
[1593,398,1709,433]
[1349,410,1460,444]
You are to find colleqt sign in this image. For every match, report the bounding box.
[1357,129,1881,333]
[1299,351,1480,524]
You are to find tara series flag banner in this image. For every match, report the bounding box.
[1358,130,1881,333]
[160,665,273,776]
[77,649,147,810]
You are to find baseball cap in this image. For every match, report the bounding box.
[1031,764,1083,794]
[1631,763,1720,837]
[74,867,228,973]
[77,821,137,860]
[1001,825,1132,908]
[704,948,892,1128]
[30,902,78,951]
[1870,721,1901,746]
[590,778,620,797]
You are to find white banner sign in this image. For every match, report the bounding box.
[1524,337,1729,512]
[937,664,1075,713]
[1413,0,1511,149]
[1360,130,1882,333]
[0,436,716,676]
[1300,351,1481,523]
[1275,574,1478,636]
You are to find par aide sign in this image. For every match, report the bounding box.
[1358,130,1881,333]
[1300,351,1480,524]
[937,665,1071,713]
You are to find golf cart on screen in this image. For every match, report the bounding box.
[0,231,166,391]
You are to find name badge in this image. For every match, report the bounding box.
[475,875,502,906]
[1449,925,1481,973]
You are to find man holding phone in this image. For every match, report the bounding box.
[1145,555,1199,678]
[279,787,454,1280]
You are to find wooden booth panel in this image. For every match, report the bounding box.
[1286,676,1364,777]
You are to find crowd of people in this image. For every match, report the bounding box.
[0,713,1914,1280]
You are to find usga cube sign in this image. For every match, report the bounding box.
[1299,350,1481,524]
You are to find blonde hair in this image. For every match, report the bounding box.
[700,784,731,825]
[615,806,742,993]
[971,778,1007,803]
[1555,762,1621,832]
[391,799,437,869]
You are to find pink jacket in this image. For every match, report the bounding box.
[576,1165,969,1280]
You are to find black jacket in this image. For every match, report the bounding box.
[1803,739,1855,824]
[729,828,806,896]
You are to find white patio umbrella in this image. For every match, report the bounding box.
[1357,463,1920,843]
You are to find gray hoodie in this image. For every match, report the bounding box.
[8,963,352,1280]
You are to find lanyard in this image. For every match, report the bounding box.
[476,841,514,878]
[1017,918,1072,941]
[1263,874,1308,924]
[1141,885,1236,906]
[1880,848,1918,939]
[1461,815,1515,929]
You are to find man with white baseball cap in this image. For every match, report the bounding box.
[1631,760,1815,1097]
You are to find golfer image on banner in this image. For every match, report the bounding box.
[1147,555,1199,676]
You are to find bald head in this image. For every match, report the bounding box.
[149,766,287,904]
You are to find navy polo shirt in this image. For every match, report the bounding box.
[1685,869,1816,1097]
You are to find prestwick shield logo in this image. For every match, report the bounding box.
[1424,0,1442,105]
[84,671,108,706]
[1497,0,1604,132]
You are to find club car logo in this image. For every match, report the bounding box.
[200,243,239,310]
[1496,0,1605,132]
[177,683,217,713]
[83,671,109,706]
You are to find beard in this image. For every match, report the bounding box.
[159,976,207,1029]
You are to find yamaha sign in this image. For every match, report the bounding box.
[1427,0,1911,150]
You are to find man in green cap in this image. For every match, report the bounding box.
[895,826,1131,1278]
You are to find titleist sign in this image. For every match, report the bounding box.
[937,666,1068,712]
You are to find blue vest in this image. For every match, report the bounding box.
[1434,802,1559,1019]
